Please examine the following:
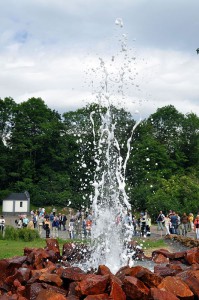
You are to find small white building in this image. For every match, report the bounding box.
[2,191,30,215]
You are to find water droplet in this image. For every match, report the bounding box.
[115,18,123,28]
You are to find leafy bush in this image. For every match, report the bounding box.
[4,226,19,240]
[4,226,40,241]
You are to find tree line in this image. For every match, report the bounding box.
[0,97,199,219]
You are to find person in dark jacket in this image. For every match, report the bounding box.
[180,213,189,236]
[52,216,59,238]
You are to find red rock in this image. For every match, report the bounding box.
[173,251,186,259]
[152,249,175,259]
[115,265,145,282]
[136,269,162,287]
[61,267,87,281]
[65,296,80,300]
[150,287,179,300]
[123,276,149,300]
[97,265,112,276]
[167,264,183,273]
[110,274,123,287]
[13,279,21,288]
[154,265,177,277]
[115,266,133,281]
[110,279,126,300]
[152,253,169,264]
[45,239,60,254]
[185,248,199,265]
[27,248,50,269]
[177,270,199,298]
[39,273,63,287]
[84,294,110,299]
[67,281,79,297]
[36,289,66,300]
[190,263,199,270]
[66,296,79,300]
[75,274,109,296]
[4,268,31,286]
[158,276,194,299]
[26,282,67,299]
[0,256,27,283]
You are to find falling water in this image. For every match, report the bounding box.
[83,19,142,273]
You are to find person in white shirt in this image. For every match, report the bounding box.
[0,216,5,233]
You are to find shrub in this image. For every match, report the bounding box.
[4,226,19,240]
[4,226,40,242]
[18,228,40,241]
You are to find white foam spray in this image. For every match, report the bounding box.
[83,19,142,273]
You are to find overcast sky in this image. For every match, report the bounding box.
[1,0,199,119]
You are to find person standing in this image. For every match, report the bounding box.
[82,217,87,237]
[164,215,171,235]
[22,215,29,227]
[27,220,34,230]
[180,213,189,236]
[33,213,38,229]
[170,212,178,234]
[38,215,44,237]
[44,217,51,238]
[58,213,62,230]
[146,215,151,236]
[194,215,199,239]
[156,211,165,231]
[68,217,75,239]
[0,216,5,234]
[62,214,67,231]
[52,217,59,238]
[188,213,194,232]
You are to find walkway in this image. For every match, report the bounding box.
[3,215,197,240]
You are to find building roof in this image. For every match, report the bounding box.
[4,191,30,201]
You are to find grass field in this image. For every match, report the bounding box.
[0,238,67,259]
[0,237,166,260]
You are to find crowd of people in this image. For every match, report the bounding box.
[3,207,199,241]
[156,210,199,239]
[14,207,94,239]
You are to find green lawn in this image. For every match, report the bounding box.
[0,237,166,260]
[0,238,67,259]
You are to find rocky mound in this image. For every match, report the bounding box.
[0,238,199,299]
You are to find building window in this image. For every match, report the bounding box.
[20,201,23,207]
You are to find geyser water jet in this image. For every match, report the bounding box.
[80,19,142,273]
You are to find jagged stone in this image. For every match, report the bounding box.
[84,294,110,299]
[97,264,112,276]
[152,253,169,264]
[185,248,199,265]
[0,238,199,299]
[35,289,66,300]
[26,282,67,300]
[61,267,87,281]
[150,287,179,300]
[158,276,194,299]
[177,269,199,298]
[136,269,163,288]
[123,276,149,300]
[75,274,109,296]
[154,265,179,277]
[115,265,145,282]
